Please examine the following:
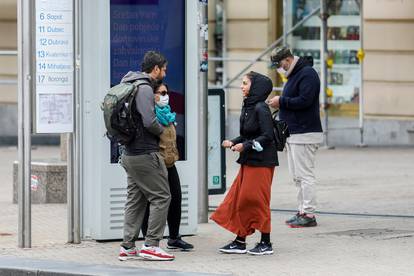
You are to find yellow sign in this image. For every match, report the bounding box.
[327,58,334,69]
[357,49,365,63]
[326,87,333,98]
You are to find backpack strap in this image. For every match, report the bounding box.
[128,79,151,107]
[132,79,150,88]
[127,79,151,130]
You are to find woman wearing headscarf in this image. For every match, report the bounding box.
[211,71,278,255]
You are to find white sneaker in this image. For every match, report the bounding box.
[139,244,175,261]
[118,246,138,261]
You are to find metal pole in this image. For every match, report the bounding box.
[221,1,229,121]
[358,1,365,147]
[67,132,74,243]
[224,6,320,89]
[0,50,18,56]
[283,0,288,46]
[198,0,208,223]
[320,0,329,147]
[67,0,74,244]
[73,0,81,243]
[67,128,81,244]
[209,57,268,62]
[17,0,24,249]
[68,0,81,244]
[17,0,33,248]
[0,79,18,85]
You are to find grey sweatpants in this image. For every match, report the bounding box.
[286,143,319,214]
[120,152,171,248]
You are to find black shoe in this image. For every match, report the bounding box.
[247,242,274,256]
[167,236,194,251]
[219,240,247,254]
[285,212,301,224]
[288,214,317,228]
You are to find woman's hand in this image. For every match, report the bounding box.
[222,140,234,148]
[231,143,244,152]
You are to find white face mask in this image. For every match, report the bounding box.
[156,94,169,107]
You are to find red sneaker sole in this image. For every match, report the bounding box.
[139,252,175,261]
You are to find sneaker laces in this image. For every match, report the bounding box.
[121,246,135,253]
[222,240,243,248]
[258,241,271,247]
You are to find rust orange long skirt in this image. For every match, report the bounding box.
[210,165,275,237]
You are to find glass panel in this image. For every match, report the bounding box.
[109,0,186,162]
[286,0,361,119]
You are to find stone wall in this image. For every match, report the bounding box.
[13,161,67,204]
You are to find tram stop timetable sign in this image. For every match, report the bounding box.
[35,0,74,133]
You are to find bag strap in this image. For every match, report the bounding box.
[128,79,151,124]
[272,109,280,120]
[132,79,150,87]
[129,79,150,104]
[272,109,280,116]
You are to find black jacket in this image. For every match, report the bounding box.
[279,57,323,134]
[231,72,278,167]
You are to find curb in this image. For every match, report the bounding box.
[0,256,226,276]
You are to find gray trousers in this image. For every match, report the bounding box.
[286,143,318,214]
[120,152,171,248]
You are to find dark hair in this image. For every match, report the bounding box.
[141,51,168,73]
[153,80,169,93]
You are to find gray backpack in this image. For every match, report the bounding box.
[101,79,149,145]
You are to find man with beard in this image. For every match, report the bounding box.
[118,51,174,261]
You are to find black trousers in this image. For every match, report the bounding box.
[141,165,182,239]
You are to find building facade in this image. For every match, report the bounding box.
[362,0,414,145]
[209,0,414,146]
[1,1,414,145]
[0,0,17,144]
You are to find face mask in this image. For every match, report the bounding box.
[156,94,169,107]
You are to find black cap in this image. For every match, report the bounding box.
[270,47,293,68]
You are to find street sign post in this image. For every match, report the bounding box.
[17,0,34,248]
[18,0,78,248]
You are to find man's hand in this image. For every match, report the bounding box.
[222,140,234,148]
[231,143,244,152]
[267,96,280,108]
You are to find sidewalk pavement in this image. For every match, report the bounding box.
[0,256,225,276]
[0,146,414,275]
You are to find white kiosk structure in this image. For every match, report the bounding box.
[79,0,199,240]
